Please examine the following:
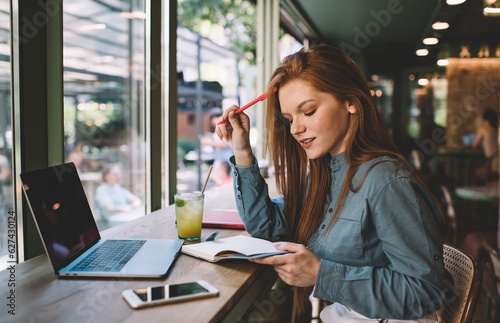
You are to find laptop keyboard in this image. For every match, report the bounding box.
[71,239,146,272]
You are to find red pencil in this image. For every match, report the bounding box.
[216,88,277,125]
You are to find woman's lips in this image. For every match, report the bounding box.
[300,137,315,149]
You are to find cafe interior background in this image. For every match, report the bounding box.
[0,0,499,314]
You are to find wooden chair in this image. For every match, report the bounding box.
[441,243,482,323]
[441,185,458,246]
[481,239,500,320]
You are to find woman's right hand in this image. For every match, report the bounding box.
[216,106,254,167]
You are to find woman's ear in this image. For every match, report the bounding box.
[346,101,356,114]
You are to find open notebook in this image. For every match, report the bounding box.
[181,235,289,262]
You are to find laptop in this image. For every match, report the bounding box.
[20,162,184,278]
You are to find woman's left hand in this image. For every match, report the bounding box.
[249,242,320,287]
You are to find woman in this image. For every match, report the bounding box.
[472,108,499,183]
[94,165,142,226]
[201,107,234,162]
[217,45,452,322]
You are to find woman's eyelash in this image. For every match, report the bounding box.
[281,109,315,124]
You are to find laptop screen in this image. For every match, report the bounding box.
[21,163,100,271]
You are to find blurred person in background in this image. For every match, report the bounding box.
[473,108,498,184]
[94,165,142,226]
[68,141,92,171]
[0,147,11,208]
[212,159,232,187]
[201,108,233,162]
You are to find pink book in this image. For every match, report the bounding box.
[202,209,245,229]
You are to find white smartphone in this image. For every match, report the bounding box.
[122,280,219,309]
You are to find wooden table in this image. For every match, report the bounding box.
[0,206,277,323]
[455,183,499,202]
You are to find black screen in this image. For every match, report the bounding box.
[134,282,209,302]
[20,163,100,271]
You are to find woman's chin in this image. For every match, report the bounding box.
[305,150,326,160]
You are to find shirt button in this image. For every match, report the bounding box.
[434,255,440,260]
[328,208,333,213]
[237,194,242,199]
[321,224,326,229]
[233,171,237,176]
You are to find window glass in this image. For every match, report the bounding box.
[63,0,146,230]
[177,0,254,194]
[176,25,239,193]
[0,0,14,271]
[408,75,447,140]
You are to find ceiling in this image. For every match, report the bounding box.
[281,0,500,73]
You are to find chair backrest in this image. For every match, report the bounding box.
[410,149,422,170]
[482,239,500,298]
[440,185,458,246]
[441,243,482,323]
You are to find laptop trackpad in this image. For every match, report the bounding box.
[122,239,183,275]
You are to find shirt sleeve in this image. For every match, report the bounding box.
[119,185,135,201]
[314,177,453,320]
[94,184,112,209]
[230,156,289,240]
[472,126,485,149]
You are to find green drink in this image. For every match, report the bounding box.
[175,192,204,241]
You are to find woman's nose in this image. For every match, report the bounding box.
[290,118,305,135]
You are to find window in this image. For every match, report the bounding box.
[0,0,13,271]
[177,1,253,193]
[63,0,146,230]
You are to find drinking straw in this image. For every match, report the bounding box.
[201,165,213,194]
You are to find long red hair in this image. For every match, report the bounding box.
[265,45,440,316]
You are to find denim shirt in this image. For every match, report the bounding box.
[230,153,453,320]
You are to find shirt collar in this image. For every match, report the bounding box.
[328,152,347,172]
